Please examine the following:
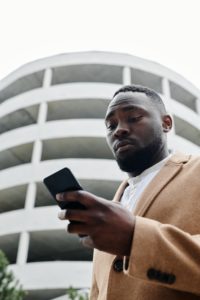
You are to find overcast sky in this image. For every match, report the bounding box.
[1,0,200,89]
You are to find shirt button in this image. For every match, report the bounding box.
[113,259,123,272]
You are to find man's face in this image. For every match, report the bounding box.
[105,91,168,173]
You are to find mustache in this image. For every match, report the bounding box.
[113,139,137,152]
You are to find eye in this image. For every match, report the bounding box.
[127,115,142,123]
[106,121,117,131]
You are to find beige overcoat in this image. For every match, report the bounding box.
[90,153,200,300]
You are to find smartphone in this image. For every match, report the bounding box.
[43,167,85,210]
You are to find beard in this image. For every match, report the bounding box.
[115,135,164,174]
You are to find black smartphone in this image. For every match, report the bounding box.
[43,167,85,210]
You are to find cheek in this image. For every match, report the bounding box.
[146,124,163,145]
[106,134,114,150]
[135,122,162,144]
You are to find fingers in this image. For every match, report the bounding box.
[58,210,90,234]
[56,190,95,207]
[67,221,89,235]
[79,236,94,248]
[58,209,89,222]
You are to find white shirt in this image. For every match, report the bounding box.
[121,155,171,212]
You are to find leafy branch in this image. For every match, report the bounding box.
[0,250,25,300]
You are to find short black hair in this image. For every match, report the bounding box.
[113,84,166,114]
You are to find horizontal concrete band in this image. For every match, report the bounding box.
[0,158,125,190]
[0,101,199,152]
[1,52,200,97]
[9,261,92,289]
[0,82,199,123]
[0,83,118,117]
[0,206,66,235]
[0,119,107,151]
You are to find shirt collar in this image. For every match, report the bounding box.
[128,154,171,186]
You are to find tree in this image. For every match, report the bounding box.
[66,286,89,300]
[0,250,25,300]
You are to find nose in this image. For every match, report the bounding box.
[114,122,130,138]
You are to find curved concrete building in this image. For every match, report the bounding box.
[0,51,200,300]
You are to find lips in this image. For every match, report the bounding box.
[114,140,135,152]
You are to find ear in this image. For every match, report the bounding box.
[162,115,172,133]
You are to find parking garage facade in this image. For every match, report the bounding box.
[0,51,200,300]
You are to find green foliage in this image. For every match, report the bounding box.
[66,286,89,300]
[0,250,25,300]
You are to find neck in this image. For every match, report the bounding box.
[127,146,169,178]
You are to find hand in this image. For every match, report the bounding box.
[56,190,135,256]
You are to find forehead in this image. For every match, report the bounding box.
[105,91,152,119]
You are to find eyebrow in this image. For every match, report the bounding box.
[105,105,144,121]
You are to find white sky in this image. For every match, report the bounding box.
[0,0,200,89]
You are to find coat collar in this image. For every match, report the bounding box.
[113,152,190,216]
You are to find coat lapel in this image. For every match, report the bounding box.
[134,153,190,216]
[113,180,128,202]
[113,153,190,217]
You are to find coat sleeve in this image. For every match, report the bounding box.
[124,216,200,295]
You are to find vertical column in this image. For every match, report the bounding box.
[32,140,43,164]
[25,182,37,209]
[31,69,49,165]
[162,77,174,122]
[196,98,200,115]
[162,77,171,100]
[18,69,52,267]
[38,101,48,126]
[19,182,36,265]
[43,68,53,88]
[31,100,48,163]
[123,67,131,85]
[29,68,49,202]
[16,232,30,265]
[162,77,175,152]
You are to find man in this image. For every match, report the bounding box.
[57,85,200,299]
